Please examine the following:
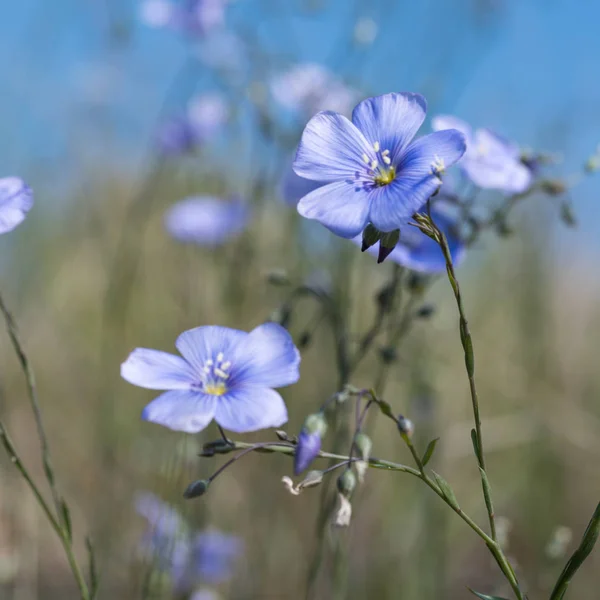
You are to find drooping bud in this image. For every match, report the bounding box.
[397,415,414,438]
[294,413,327,475]
[353,433,372,483]
[361,223,381,251]
[265,269,290,286]
[416,304,435,319]
[337,468,357,499]
[540,178,567,196]
[377,229,400,263]
[183,479,210,499]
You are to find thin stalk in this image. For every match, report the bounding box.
[0,423,91,600]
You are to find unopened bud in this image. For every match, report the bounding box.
[265,269,290,286]
[298,331,312,349]
[379,346,397,364]
[337,468,357,499]
[540,178,566,196]
[416,304,435,319]
[397,415,414,438]
[275,430,290,441]
[183,479,210,499]
[200,439,234,457]
[354,433,372,483]
[294,413,327,475]
[269,304,292,328]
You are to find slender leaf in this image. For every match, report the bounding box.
[467,588,509,600]
[432,471,459,510]
[550,501,600,600]
[60,498,73,543]
[421,438,440,467]
[86,536,99,598]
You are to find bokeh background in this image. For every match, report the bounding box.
[1,0,600,598]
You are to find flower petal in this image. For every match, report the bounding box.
[121,348,197,390]
[142,389,217,433]
[280,161,326,205]
[297,180,371,238]
[175,326,247,372]
[231,323,300,388]
[400,129,467,174]
[476,128,521,161]
[351,93,427,161]
[164,196,250,246]
[461,157,532,193]
[431,114,473,144]
[293,111,373,182]
[214,386,288,433]
[367,176,441,232]
[0,177,33,234]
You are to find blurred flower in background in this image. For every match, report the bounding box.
[279,161,325,206]
[294,92,466,237]
[121,323,300,433]
[0,178,33,235]
[432,115,532,193]
[270,63,357,116]
[352,202,466,273]
[141,0,230,36]
[157,93,229,156]
[135,492,242,594]
[164,196,249,246]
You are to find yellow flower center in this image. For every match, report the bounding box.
[363,141,396,187]
[199,352,232,396]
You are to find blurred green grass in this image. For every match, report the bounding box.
[0,169,599,599]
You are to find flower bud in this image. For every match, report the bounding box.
[265,269,290,286]
[353,432,372,483]
[183,479,210,499]
[337,468,357,499]
[416,304,435,319]
[540,178,566,196]
[294,413,327,475]
[397,415,414,438]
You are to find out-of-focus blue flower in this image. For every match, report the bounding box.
[432,115,532,194]
[293,92,466,238]
[157,93,228,156]
[294,413,327,475]
[164,196,249,246]
[197,30,245,72]
[352,203,466,273]
[135,493,242,593]
[141,0,228,36]
[0,178,33,235]
[121,323,300,433]
[270,63,357,116]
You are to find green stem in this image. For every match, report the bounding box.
[436,230,497,542]
[0,423,91,600]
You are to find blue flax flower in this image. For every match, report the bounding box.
[0,177,33,234]
[293,92,466,238]
[353,202,466,273]
[141,0,228,36]
[164,196,250,247]
[136,493,242,593]
[157,93,228,156]
[121,323,300,433]
[432,115,532,194]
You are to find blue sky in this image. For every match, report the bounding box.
[1,0,600,248]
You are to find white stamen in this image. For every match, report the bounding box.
[362,153,369,164]
[383,156,391,165]
[370,160,378,170]
[381,149,390,157]
[220,361,231,371]
[373,141,380,152]
[214,367,230,379]
[216,352,224,363]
